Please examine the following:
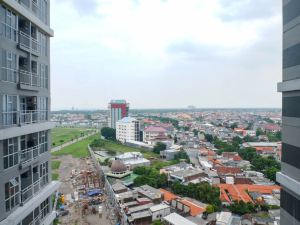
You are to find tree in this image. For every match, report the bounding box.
[256,128,264,137]
[101,127,116,140]
[229,201,257,215]
[193,129,199,136]
[174,150,190,163]
[205,134,214,143]
[153,142,167,154]
[206,204,215,214]
[151,220,163,225]
[174,135,178,144]
[230,123,238,129]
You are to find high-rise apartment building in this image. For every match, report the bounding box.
[108,100,129,129]
[0,1,59,225]
[277,1,300,224]
[116,117,140,143]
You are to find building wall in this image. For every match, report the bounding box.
[278,1,300,224]
[116,120,140,143]
[0,0,57,224]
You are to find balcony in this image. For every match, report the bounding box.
[20,143,48,166]
[21,179,40,203]
[19,70,48,90]
[20,145,39,165]
[1,110,49,128]
[18,31,40,56]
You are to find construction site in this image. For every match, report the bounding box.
[52,154,112,225]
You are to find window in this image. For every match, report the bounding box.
[3,137,19,169]
[1,49,17,82]
[39,32,47,56]
[40,198,50,219]
[39,161,48,187]
[0,6,17,42]
[2,95,18,126]
[5,177,20,212]
[39,130,48,154]
[39,0,48,24]
[40,64,48,88]
[37,97,48,121]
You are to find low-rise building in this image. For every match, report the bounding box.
[115,152,150,169]
[150,204,171,222]
[163,213,197,225]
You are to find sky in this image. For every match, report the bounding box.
[50,0,282,110]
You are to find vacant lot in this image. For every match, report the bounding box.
[51,127,96,147]
[94,139,158,159]
[51,134,98,158]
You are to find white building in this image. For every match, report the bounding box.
[116,117,140,143]
[150,204,171,221]
[163,213,197,225]
[115,152,150,169]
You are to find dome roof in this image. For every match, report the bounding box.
[111,160,127,173]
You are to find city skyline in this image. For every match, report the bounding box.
[50,0,282,110]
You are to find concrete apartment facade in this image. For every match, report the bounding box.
[116,117,140,143]
[108,100,129,129]
[277,1,300,224]
[0,1,59,225]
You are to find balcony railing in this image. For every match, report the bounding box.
[2,111,18,126]
[19,70,48,89]
[1,110,49,128]
[20,143,48,165]
[19,70,39,87]
[21,179,40,203]
[19,31,40,54]
[20,146,39,165]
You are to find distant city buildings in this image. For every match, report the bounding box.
[108,100,129,129]
[116,117,140,143]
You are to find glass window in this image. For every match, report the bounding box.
[3,137,19,169]
[1,49,17,83]
[0,6,17,42]
[5,177,20,212]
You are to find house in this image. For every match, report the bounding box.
[149,204,171,222]
[160,149,180,160]
[215,166,243,177]
[135,185,163,204]
[143,126,168,143]
[115,152,150,169]
[163,213,197,225]
[169,169,206,183]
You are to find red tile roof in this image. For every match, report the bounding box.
[216,166,242,175]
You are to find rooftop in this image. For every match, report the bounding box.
[144,126,167,133]
[117,117,137,123]
[135,185,162,200]
[163,213,197,225]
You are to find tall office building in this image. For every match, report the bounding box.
[277,1,300,224]
[0,1,59,225]
[108,100,129,129]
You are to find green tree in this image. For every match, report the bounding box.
[230,123,238,129]
[151,220,163,225]
[256,128,264,136]
[193,129,199,136]
[204,134,214,143]
[101,127,116,140]
[153,142,167,154]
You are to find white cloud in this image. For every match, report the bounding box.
[50,0,282,109]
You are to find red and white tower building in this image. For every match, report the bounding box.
[108,100,129,129]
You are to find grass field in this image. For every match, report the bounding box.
[52,173,59,180]
[51,134,98,158]
[95,139,158,159]
[51,127,96,147]
[51,160,61,170]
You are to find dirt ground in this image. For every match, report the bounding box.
[52,155,112,225]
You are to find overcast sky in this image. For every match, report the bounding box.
[50,0,282,110]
